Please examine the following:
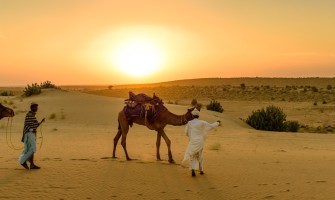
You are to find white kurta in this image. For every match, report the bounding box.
[183,118,219,170]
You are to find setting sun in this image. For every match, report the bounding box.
[111,38,165,77]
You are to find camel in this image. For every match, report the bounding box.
[112,98,201,163]
[0,103,14,119]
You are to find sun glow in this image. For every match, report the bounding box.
[111,38,165,77]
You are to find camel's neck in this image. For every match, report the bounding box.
[0,105,14,119]
[164,110,188,126]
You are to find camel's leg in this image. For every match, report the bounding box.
[156,133,162,161]
[120,126,131,161]
[159,130,175,163]
[112,129,122,158]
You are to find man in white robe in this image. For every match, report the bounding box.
[182,108,221,177]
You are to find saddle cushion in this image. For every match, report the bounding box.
[124,103,167,124]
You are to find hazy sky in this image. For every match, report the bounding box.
[1,0,335,86]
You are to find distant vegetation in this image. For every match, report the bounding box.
[40,80,58,89]
[23,81,59,97]
[23,83,42,97]
[82,78,335,104]
[66,77,335,134]
[0,91,14,96]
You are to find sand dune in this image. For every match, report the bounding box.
[1,89,335,199]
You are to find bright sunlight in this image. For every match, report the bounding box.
[111,38,165,77]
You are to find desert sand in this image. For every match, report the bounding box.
[1,86,335,200]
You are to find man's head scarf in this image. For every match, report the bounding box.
[191,108,200,116]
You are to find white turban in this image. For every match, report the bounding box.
[191,108,200,116]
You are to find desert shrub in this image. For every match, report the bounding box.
[166,100,173,104]
[322,99,327,104]
[0,91,14,96]
[313,101,318,106]
[49,113,56,119]
[209,143,221,151]
[23,83,41,97]
[253,86,260,91]
[206,100,224,113]
[240,83,246,90]
[326,85,332,90]
[311,86,318,92]
[284,120,300,132]
[246,105,286,131]
[40,80,57,89]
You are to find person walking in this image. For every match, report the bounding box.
[19,102,45,169]
[182,108,221,177]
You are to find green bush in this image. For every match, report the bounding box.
[284,120,300,132]
[246,105,286,131]
[23,83,41,97]
[206,100,224,113]
[40,80,57,89]
[23,81,58,97]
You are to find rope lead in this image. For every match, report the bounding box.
[5,117,44,151]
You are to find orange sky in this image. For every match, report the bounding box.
[1,0,335,86]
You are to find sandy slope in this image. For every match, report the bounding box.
[1,89,335,200]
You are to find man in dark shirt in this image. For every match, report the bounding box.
[19,102,45,169]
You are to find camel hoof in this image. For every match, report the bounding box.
[168,160,175,164]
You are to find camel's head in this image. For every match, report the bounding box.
[0,103,15,119]
[185,101,202,122]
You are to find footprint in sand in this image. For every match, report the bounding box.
[316,180,327,183]
[42,157,63,161]
[263,195,275,199]
[70,158,97,162]
[100,157,115,160]
[258,183,268,186]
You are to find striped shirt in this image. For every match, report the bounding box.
[21,111,39,142]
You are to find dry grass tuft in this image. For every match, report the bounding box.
[209,143,221,151]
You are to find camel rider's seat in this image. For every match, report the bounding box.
[125,91,163,108]
[123,91,167,125]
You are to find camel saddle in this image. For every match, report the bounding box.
[123,92,167,125]
[125,91,163,105]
